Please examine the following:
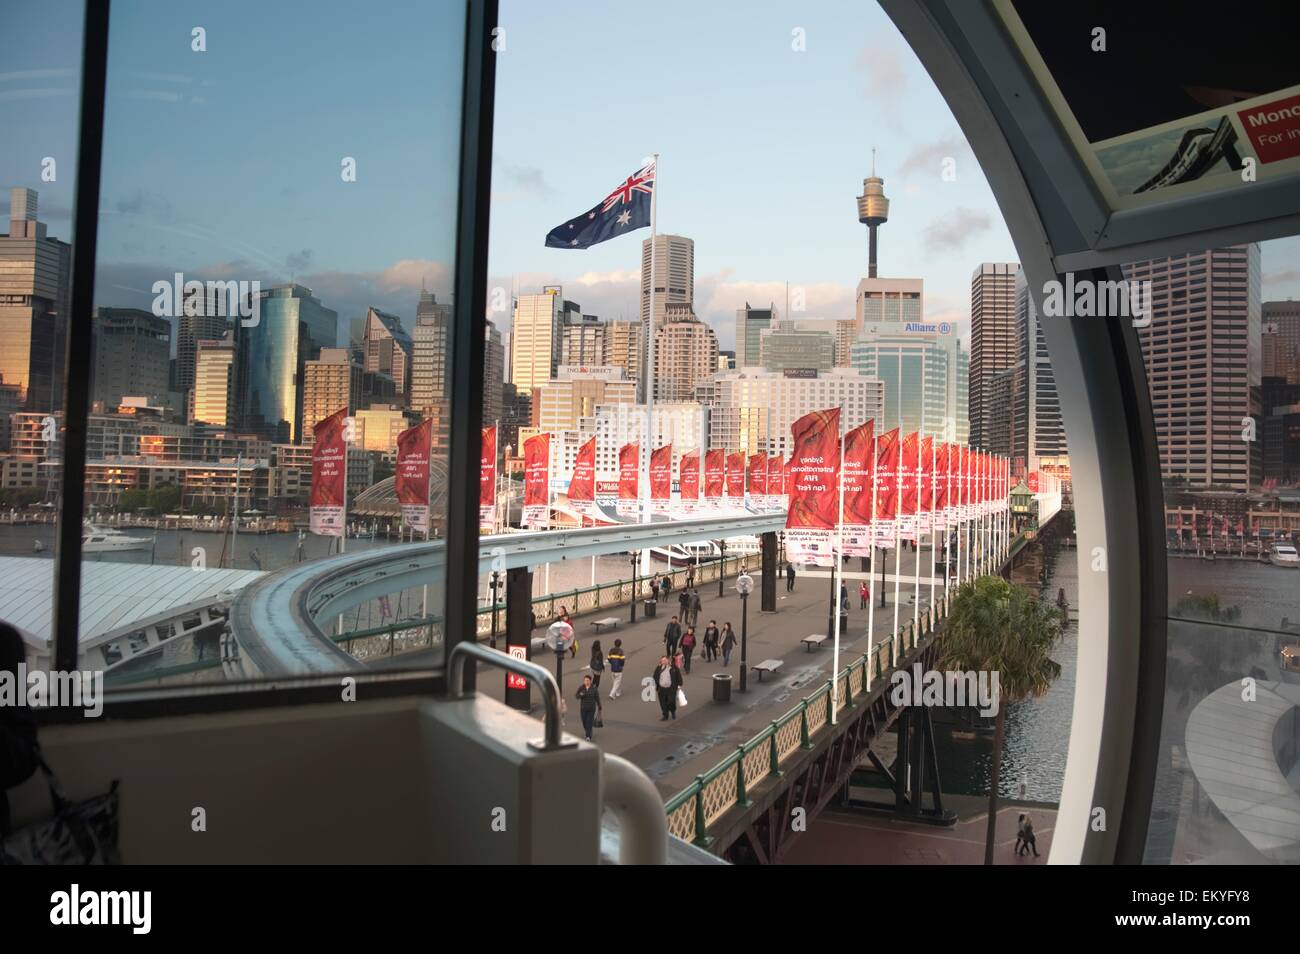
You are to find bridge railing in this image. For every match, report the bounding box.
[663,592,949,846]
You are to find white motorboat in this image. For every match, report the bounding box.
[82,523,152,553]
[1268,542,1300,568]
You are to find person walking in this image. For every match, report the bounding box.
[720,621,737,667]
[588,641,605,723]
[685,566,695,590]
[606,639,626,699]
[680,627,696,674]
[653,655,682,721]
[678,588,691,625]
[786,562,796,592]
[1020,813,1040,858]
[575,675,600,741]
[660,574,672,599]
[689,588,702,629]
[649,577,659,603]
[859,580,869,609]
[702,620,720,663]
[663,615,682,657]
[559,606,577,658]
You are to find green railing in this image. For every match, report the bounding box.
[662,592,949,846]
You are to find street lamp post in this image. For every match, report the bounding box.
[629,550,639,623]
[718,539,726,597]
[736,572,753,692]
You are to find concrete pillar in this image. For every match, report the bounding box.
[504,565,533,711]
[760,531,777,612]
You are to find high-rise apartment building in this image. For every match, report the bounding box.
[560,315,606,367]
[483,319,505,425]
[191,335,236,426]
[736,303,775,368]
[1014,268,1067,469]
[1263,324,1299,383]
[175,290,231,397]
[0,188,71,411]
[410,289,451,415]
[355,404,416,454]
[653,303,718,402]
[534,366,637,432]
[91,308,171,411]
[602,319,642,383]
[1264,300,1300,359]
[969,262,1021,449]
[1125,245,1261,493]
[510,286,564,392]
[362,307,412,403]
[640,234,694,330]
[302,348,362,442]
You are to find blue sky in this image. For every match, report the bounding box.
[3,0,1298,351]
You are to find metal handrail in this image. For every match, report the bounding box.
[446,642,569,751]
[602,753,669,865]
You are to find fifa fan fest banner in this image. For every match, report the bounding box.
[761,456,779,512]
[725,451,745,509]
[650,443,672,515]
[747,453,767,511]
[917,436,934,535]
[522,433,550,528]
[395,419,432,533]
[704,449,725,506]
[678,450,700,517]
[874,427,900,548]
[935,442,951,528]
[897,432,919,540]
[841,419,875,557]
[617,442,639,518]
[480,424,497,533]
[784,407,841,566]
[568,436,597,518]
[309,407,348,537]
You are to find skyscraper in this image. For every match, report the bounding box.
[0,188,71,410]
[483,319,505,426]
[603,319,642,384]
[510,287,564,392]
[302,347,362,441]
[759,328,835,373]
[850,320,964,441]
[640,234,694,330]
[237,283,339,444]
[1014,268,1067,470]
[735,303,775,368]
[653,303,718,402]
[410,289,451,414]
[191,335,236,427]
[1125,246,1262,493]
[362,307,412,403]
[969,262,1021,449]
[175,290,231,396]
[91,308,171,411]
[560,315,606,367]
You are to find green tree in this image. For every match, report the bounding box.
[117,488,149,512]
[937,575,1063,864]
[148,483,181,514]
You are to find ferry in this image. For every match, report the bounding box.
[1268,542,1300,568]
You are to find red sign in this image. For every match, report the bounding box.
[650,444,672,504]
[680,450,700,500]
[618,442,639,500]
[725,451,745,501]
[395,418,432,533]
[569,436,596,507]
[309,407,348,536]
[935,443,950,512]
[1027,470,1040,493]
[874,428,900,520]
[768,454,784,507]
[1238,94,1300,164]
[705,449,725,500]
[480,424,497,532]
[785,407,841,531]
[898,432,919,516]
[919,436,934,514]
[747,452,767,498]
[522,433,550,528]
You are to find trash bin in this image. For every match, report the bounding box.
[712,672,732,703]
[643,598,657,618]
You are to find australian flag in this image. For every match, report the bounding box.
[545,160,655,249]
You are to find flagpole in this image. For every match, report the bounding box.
[892,446,901,660]
[831,411,845,724]
[867,427,878,690]
[929,438,936,619]
[639,153,659,578]
[912,438,920,639]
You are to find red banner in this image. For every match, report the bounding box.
[705,449,725,501]
[680,450,700,500]
[935,442,950,515]
[768,454,783,509]
[917,435,934,533]
[617,442,639,518]
[842,419,874,556]
[874,428,900,547]
[395,418,432,533]
[522,433,550,528]
[650,444,672,512]
[747,452,767,501]
[480,424,497,533]
[725,451,745,503]
[310,407,348,536]
[785,407,841,565]
[569,436,596,516]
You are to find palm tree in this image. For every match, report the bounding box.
[938,575,1063,864]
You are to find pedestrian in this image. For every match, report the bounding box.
[559,605,577,658]
[840,582,849,610]
[678,588,691,625]
[1015,813,1027,856]
[720,621,737,666]
[685,566,695,589]
[680,627,696,673]
[703,619,720,662]
[649,577,659,602]
[1020,813,1040,858]
[858,580,868,608]
[663,615,682,656]
[661,574,672,599]
[653,655,682,721]
[575,675,599,741]
[588,640,605,720]
[607,639,626,699]
[689,588,702,628]
[786,562,795,592]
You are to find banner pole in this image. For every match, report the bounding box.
[639,153,659,577]
[831,411,845,724]
[867,427,877,689]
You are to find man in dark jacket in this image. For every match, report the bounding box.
[678,588,691,624]
[652,655,683,721]
[575,675,600,741]
[663,616,682,656]
[786,562,796,591]
[606,639,627,699]
[0,622,38,835]
[689,588,702,627]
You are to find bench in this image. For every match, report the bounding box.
[591,617,621,633]
[750,659,785,681]
[801,634,829,652]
